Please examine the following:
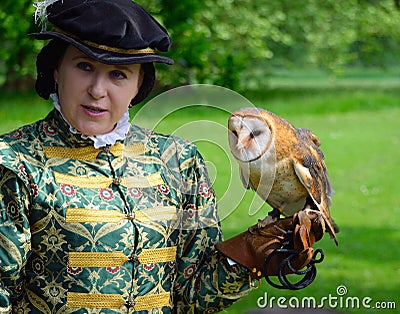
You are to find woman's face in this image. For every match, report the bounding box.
[54,45,143,136]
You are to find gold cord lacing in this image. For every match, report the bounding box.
[54,171,164,189]
[44,143,146,160]
[68,247,177,267]
[66,292,170,309]
[65,206,177,224]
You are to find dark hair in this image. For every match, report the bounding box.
[35,39,155,105]
[35,39,68,100]
[130,62,155,106]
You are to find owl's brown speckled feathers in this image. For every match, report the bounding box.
[228,107,338,245]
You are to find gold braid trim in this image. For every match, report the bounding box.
[134,292,171,311]
[44,143,146,160]
[108,144,124,157]
[65,206,177,224]
[66,292,125,309]
[137,247,177,264]
[54,27,156,55]
[54,171,163,189]
[66,292,170,310]
[123,142,147,156]
[68,247,177,267]
[54,172,113,189]
[66,208,125,223]
[124,172,164,188]
[68,252,128,267]
[134,206,177,222]
[45,145,100,160]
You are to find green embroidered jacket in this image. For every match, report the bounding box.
[0,110,253,313]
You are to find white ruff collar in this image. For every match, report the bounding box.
[50,93,130,149]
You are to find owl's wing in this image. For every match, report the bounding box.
[293,139,338,245]
[239,165,261,192]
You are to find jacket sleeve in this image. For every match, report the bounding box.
[174,147,255,313]
[0,166,31,311]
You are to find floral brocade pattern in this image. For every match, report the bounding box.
[0,110,252,313]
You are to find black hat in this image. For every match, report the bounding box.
[34,0,173,104]
[34,0,173,65]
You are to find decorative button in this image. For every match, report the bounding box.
[102,145,111,153]
[126,298,135,308]
[126,212,135,220]
[129,253,138,262]
[113,177,122,185]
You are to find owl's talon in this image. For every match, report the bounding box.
[257,215,277,230]
[257,208,281,230]
[248,225,256,234]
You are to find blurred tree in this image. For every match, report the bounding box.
[1,0,399,92]
[0,0,41,90]
[350,0,400,68]
[160,0,211,85]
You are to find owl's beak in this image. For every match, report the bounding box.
[236,133,251,151]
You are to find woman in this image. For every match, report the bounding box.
[0,0,323,312]
[0,1,255,312]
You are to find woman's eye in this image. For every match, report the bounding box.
[77,62,92,71]
[110,70,127,80]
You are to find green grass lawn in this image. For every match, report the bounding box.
[0,76,399,313]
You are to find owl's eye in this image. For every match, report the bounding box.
[250,130,262,138]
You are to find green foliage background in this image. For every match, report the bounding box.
[1,0,400,91]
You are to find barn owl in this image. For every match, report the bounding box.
[228,107,338,245]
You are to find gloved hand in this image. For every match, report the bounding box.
[215,209,326,290]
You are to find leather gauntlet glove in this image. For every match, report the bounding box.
[215,209,325,289]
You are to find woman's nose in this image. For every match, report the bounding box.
[88,74,107,99]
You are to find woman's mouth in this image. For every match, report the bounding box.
[82,105,107,116]
[83,105,106,112]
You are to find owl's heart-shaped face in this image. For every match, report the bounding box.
[228,114,273,163]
